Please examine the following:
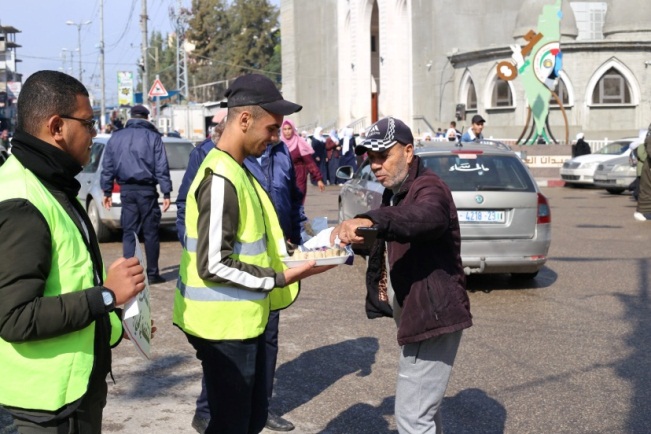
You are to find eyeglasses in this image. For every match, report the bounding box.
[60,115,96,132]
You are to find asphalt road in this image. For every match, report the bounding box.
[2,184,651,434]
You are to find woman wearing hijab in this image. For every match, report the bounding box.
[281,119,325,203]
[311,126,328,184]
[338,127,357,184]
[325,129,341,185]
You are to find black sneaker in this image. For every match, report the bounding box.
[148,274,166,284]
[191,414,209,434]
[265,411,295,431]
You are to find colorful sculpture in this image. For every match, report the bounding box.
[496,0,567,144]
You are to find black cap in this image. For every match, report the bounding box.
[471,114,486,124]
[355,117,414,156]
[220,74,302,116]
[131,105,150,117]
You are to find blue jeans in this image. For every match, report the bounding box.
[186,333,268,434]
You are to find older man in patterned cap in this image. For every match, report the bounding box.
[332,116,472,434]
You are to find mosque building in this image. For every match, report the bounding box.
[280,0,651,142]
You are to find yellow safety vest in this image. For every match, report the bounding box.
[173,149,299,340]
[0,156,122,411]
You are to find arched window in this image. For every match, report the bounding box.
[466,80,477,110]
[492,80,513,107]
[550,79,569,105]
[592,68,631,104]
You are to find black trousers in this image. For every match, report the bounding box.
[13,381,107,434]
[195,311,280,421]
[187,333,268,434]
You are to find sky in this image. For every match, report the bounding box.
[2,0,280,107]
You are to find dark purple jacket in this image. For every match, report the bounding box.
[358,156,472,345]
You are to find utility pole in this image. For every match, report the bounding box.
[66,20,92,83]
[99,0,106,131]
[60,49,67,72]
[172,1,189,101]
[61,48,77,76]
[140,0,149,105]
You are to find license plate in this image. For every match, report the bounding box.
[458,210,505,223]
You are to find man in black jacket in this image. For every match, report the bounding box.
[0,70,146,433]
[332,116,472,434]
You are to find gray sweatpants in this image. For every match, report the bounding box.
[395,330,463,434]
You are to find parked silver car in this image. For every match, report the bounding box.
[593,155,636,194]
[337,141,552,279]
[76,134,194,242]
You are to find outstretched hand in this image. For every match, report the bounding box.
[330,217,374,246]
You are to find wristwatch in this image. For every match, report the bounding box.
[101,287,116,311]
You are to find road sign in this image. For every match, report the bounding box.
[148,78,168,98]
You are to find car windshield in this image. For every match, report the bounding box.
[164,141,194,170]
[83,142,105,173]
[421,154,536,192]
[595,142,630,155]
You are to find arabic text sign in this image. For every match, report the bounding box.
[524,155,570,168]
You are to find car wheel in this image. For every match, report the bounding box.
[87,199,111,242]
[510,271,539,280]
[605,188,625,195]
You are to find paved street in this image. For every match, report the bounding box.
[2,184,651,433]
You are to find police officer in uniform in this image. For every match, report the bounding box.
[101,105,172,284]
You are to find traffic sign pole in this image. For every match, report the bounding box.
[148,74,168,130]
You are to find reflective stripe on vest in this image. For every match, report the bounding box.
[185,235,267,256]
[0,156,116,411]
[177,277,267,301]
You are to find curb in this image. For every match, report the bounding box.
[537,179,565,188]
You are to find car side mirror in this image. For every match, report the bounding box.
[335,166,355,180]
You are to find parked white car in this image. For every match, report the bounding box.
[560,138,637,186]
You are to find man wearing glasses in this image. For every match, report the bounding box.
[101,104,172,284]
[0,70,146,432]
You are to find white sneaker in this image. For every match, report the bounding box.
[634,212,647,221]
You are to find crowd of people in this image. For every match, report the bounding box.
[10,67,651,434]
[0,70,473,434]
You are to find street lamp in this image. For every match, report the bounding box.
[66,20,92,83]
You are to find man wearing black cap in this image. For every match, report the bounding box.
[101,104,172,284]
[461,114,486,142]
[173,74,333,434]
[331,116,472,434]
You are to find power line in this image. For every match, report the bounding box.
[192,54,281,76]
[105,0,137,51]
[20,53,136,67]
